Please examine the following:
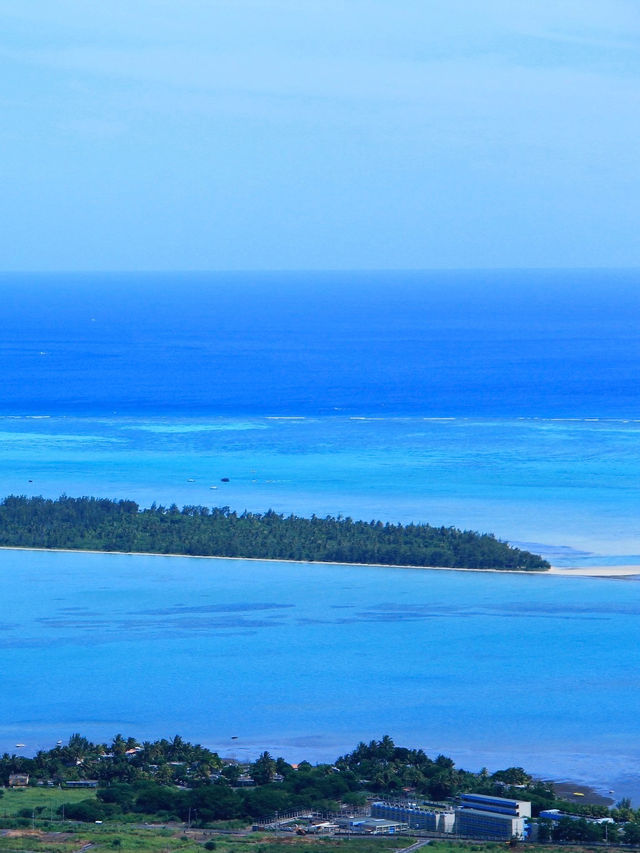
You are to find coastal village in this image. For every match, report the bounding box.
[0,736,635,848]
[253,792,535,840]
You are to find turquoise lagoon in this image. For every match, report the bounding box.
[2,272,640,798]
[3,546,640,800]
[1,414,639,564]
[2,413,640,799]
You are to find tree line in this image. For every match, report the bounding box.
[1,733,631,833]
[0,495,550,570]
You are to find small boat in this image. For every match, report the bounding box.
[15,743,25,748]
[221,477,230,482]
[57,740,63,745]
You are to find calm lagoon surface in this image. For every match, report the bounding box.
[1,270,640,797]
[3,547,640,799]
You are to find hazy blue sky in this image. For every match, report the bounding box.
[1,1,639,270]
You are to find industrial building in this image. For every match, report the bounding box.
[371,801,455,833]
[455,793,531,840]
[349,818,409,834]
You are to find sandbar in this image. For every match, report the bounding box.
[548,564,640,578]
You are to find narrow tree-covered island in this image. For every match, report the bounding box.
[0,495,549,570]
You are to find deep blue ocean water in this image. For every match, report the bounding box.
[1,270,640,796]
[2,269,639,418]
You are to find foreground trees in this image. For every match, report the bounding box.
[0,734,632,832]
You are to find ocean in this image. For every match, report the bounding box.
[1,270,640,796]
[2,269,640,420]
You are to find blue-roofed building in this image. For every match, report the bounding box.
[455,793,531,840]
[459,794,531,818]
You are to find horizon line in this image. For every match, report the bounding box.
[0,266,639,275]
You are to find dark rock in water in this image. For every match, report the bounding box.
[221,477,230,482]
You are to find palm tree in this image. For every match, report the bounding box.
[65,733,94,764]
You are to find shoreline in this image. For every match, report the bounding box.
[551,780,615,807]
[1,545,638,577]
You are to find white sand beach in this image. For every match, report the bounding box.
[2,545,640,577]
[548,564,640,577]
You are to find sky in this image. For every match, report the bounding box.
[1,1,639,271]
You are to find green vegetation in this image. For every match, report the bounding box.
[0,495,549,570]
[0,785,94,818]
[0,734,618,831]
[7,733,640,847]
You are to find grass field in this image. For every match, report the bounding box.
[0,786,96,818]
